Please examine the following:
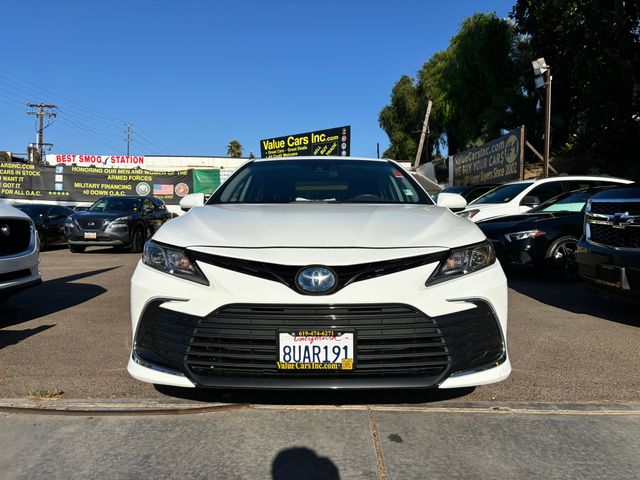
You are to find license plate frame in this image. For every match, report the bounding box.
[276,329,356,371]
[84,232,97,240]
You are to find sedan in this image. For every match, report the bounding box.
[14,203,75,250]
[477,187,612,279]
[128,156,510,390]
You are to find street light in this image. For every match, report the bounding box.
[532,57,552,178]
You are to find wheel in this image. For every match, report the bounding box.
[129,228,144,253]
[544,236,578,280]
[38,231,47,251]
[68,245,86,253]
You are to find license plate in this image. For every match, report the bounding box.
[277,330,355,371]
[84,232,97,239]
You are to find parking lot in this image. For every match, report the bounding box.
[1,246,638,403]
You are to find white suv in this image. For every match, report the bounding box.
[0,203,41,303]
[457,176,632,222]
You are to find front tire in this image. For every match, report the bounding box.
[129,227,144,253]
[69,245,86,253]
[544,236,578,280]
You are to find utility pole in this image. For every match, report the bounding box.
[543,68,552,178]
[125,123,133,155]
[27,103,57,161]
[532,58,552,177]
[414,100,432,168]
[376,142,380,159]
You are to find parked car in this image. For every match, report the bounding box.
[437,184,499,204]
[0,203,41,303]
[576,184,640,304]
[477,187,614,280]
[64,196,172,253]
[457,176,632,222]
[14,204,75,250]
[128,156,510,390]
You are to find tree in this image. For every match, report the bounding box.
[511,0,640,177]
[379,13,533,164]
[226,139,243,158]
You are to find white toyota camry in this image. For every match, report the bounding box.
[128,157,510,390]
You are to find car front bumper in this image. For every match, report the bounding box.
[66,226,129,247]
[128,249,510,389]
[576,238,640,304]
[0,234,41,296]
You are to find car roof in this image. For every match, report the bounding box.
[503,175,631,186]
[253,156,388,163]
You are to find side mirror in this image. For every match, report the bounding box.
[436,192,467,211]
[521,195,541,208]
[179,193,206,211]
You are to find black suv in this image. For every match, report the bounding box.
[576,184,640,303]
[14,203,75,250]
[64,196,172,253]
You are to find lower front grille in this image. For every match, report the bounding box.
[0,219,31,256]
[135,301,504,387]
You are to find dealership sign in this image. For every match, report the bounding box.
[451,127,524,186]
[260,126,350,158]
[0,162,191,205]
[45,154,145,168]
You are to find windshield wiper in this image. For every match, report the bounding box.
[291,197,340,203]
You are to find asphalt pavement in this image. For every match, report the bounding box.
[0,246,638,402]
[1,247,640,480]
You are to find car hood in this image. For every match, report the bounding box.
[0,203,31,221]
[73,211,134,221]
[154,204,486,249]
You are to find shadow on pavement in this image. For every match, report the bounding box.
[0,267,117,329]
[272,447,339,480]
[0,325,54,349]
[508,276,637,327]
[155,384,474,405]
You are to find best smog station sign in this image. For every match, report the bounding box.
[260,126,350,158]
[452,127,524,186]
[45,154,145,168]
[0,163,192,205]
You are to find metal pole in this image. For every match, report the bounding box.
[414,99,433,168]
[376,142,380,159]
[126,124,132,155]
[543,69,552,178]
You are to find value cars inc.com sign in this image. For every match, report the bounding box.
[260,126,350,158]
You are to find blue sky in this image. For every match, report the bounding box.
[0,0,514,158]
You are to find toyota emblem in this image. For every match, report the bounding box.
[296,266,337,294]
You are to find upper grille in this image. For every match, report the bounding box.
[76,218,109,230]
[135,301,504,386]
[589,224,640,249]
[187,250,449,295]
[0,219,31,256]
[591,202,640,216]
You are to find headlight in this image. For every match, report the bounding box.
[64,216,74,228]
[457,209,480,219]
[427,241,496,285]
[504,230,545,242]
[108,215,132,227]
[142,240,208,285]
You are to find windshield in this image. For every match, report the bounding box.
[470,182,532,205]
[211,160,432,204]
[532,190,594,213]
[89,197,141,213]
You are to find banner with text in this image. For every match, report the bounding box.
[0,163,192,205]
[260,126,350,158]
[44,154,146,168]
[452,127,524,186]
